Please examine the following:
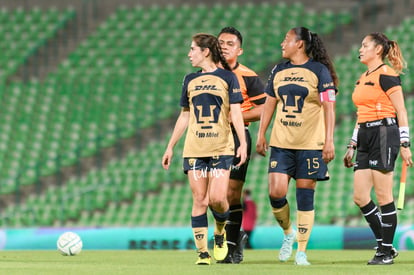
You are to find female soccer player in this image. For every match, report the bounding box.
[343,32,413,265]
[162,33,247,265]
[256,27,338,265]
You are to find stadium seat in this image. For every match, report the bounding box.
[8,3,410,228]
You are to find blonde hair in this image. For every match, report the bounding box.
[369,32,407,74]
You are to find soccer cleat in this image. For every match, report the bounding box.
[216,252,234,264]
[195,252,211,265]
[279,230,296,262]
[295,251,311,266]
[391,247,399,259]
[373,246,399,259]
[367,252,393,265]
[213,233,228,261]
[233,231,248,264]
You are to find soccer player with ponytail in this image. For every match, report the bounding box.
[343,32,413,265]
[162,33,247,265]
[256,27,338,265]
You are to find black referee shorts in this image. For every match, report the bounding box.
[355,118,400,172]
[230,127,251,182]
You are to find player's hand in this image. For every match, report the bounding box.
[235,142,247,167]
[343,148,355,168]
[400,147,413,167]
[322,141,335,164]
[162,148,173,170]
[256,136,268,157]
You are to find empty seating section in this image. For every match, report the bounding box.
[2,3,414,228]
[0,7,75,82]
[0,3,352,194]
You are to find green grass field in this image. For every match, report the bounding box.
[1,250,414,275]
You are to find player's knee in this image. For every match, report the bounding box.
[227,179,243,201]
[353,193,369,207]
[296,188,314,211]
[269,196,287,208]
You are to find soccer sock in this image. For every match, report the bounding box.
[296,188,315,252]
[360,200,383,250]
[297,210,314,252]
[270,197,292,235]
[191,213,208,253]
[225,204,243,251]
[212,209,230,235]
[380,202,397,255]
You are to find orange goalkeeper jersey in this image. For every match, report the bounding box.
[352,64,401,123]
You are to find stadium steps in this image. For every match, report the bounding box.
[3,4,414,229]
[0,2,354,204]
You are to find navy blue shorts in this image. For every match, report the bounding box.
[183,155,234,174]
[268,147,329,181]
[355,122,399,172]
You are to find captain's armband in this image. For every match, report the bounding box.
[319,89,336,102]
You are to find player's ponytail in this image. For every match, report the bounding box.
[192,33,231,71]
[293,27,339,86]
[369,32,407,74]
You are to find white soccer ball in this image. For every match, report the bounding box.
[57,231,83,256]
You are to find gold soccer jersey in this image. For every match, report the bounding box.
[352,64,401,123]
[265,60,336,150]
[180,68,243,157]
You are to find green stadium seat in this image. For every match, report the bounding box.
[4,3,398,228]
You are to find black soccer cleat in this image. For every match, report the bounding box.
[367,252,393,265]
[233,231,248,264]
[391,247,399,259]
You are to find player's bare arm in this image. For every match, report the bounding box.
[230,103,247,166]
[256,95,277,156]
[162,108,190,170]
[322,100,335,163]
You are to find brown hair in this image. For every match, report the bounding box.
[368,32,407,74]
[192,33,231,71]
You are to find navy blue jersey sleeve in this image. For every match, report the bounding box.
[180,74,191,107]
[264,65,278,97]
[227,71,243,104]
[317,64,336,93]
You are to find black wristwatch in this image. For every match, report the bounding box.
[401,141,411,148]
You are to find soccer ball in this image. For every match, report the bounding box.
[57,231,83,256]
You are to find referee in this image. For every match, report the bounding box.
[217,27,266,264]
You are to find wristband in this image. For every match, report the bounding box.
[350,128,359,144]
[347,144,356,150]
[399,126,410,143]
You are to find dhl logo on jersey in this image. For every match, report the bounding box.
[195,85,218,91]
[282,76,306,82]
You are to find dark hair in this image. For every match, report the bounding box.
[218,26,243,46]
[292,27,339,86]
[368,32,406,74]
[192,33,231,71]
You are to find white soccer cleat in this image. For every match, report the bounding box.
[295,251,311,266]
[279,230,296,262]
